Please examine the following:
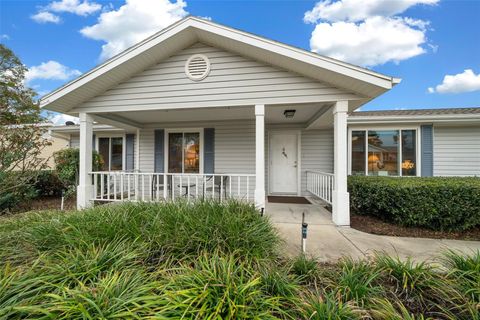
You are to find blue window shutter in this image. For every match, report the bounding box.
[204,128,215,174]
[421,125,433,176]
[92,134,96,150]
[154,129,164,173]
[125,134,135,171]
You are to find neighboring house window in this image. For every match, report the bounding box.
[98,137,123,171]
[350,129,417,176]
[167,132,200,173]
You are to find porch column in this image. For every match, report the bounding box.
[254,104,266,210]
[332,101,350,226]
[77,112,94,210]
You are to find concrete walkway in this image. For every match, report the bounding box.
[266,202,480,262]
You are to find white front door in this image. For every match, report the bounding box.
[269,132,298,194]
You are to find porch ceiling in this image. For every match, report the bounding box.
[95,103,333,127]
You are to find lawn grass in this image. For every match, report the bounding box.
[0,201,479,319]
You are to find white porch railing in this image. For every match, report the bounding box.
[306,170,334,204]
[90,172,256,203]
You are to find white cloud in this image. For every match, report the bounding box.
[25,61,81,84]
[309,16,427,67]
[31,0,101,25]
[1,34,9,40]
[80,0,188,60]
[304,0,437,67]
[50,113,79,125]
[304,0,438,23]
[48,0,102,16]
[428,69,480,94]
[31,11,61,24]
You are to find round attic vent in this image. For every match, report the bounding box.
[185,54,210,81]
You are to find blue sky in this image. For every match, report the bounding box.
[1,0,479,123]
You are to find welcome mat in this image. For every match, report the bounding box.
[267,196,311,204]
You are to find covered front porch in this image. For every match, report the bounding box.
[41,18,399,227]
[76,101,350,225]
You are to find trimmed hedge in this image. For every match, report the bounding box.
[348,176,480,232]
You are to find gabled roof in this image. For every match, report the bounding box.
[40,16,400,113]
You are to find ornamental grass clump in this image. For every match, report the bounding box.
[1,202,479,319]
[0,200,280,267]
[155,252,293,319]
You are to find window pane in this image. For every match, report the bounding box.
[401,130,416,176]
[98,138,110,171]
[111,137,123,170]
[184,133,200,173]
[168,133,183,173]
[351,131,366,175]
[368,130,399,176]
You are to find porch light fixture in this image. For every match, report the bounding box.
[283,109,296,118]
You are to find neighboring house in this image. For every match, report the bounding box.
[7,123,70,169]
[42,16,435,225]
[42,128,70,168]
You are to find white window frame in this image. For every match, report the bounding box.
[164,128,204,174]
[95,134,126,171]
[348,125,421,177]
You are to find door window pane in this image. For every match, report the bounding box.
[168,133,183,173]
[368,130,399,176]
[184,133,200,173]
[351,131,366,175]
[110,137,123,170]
[98,138,110,171]
[401,130,416,176]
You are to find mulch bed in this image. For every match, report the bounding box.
[17,196,76,213]
[351,214,480,241]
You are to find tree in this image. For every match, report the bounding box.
[0,44,51,212]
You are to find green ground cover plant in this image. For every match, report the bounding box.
[0,201,479,319]
[348,176,480,231]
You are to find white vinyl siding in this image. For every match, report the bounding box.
[137,120,256,175]
[301,129,334,195]
[79,43,355,111]
[433,125,480,176]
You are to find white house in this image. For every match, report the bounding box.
[42,17,441,225]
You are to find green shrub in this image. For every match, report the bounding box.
[53,148,103,196]
[32,170,64,197]
[348,176,480,231]
[0,171,37,213]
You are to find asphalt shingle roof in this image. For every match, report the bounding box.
[351,107,480,117]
